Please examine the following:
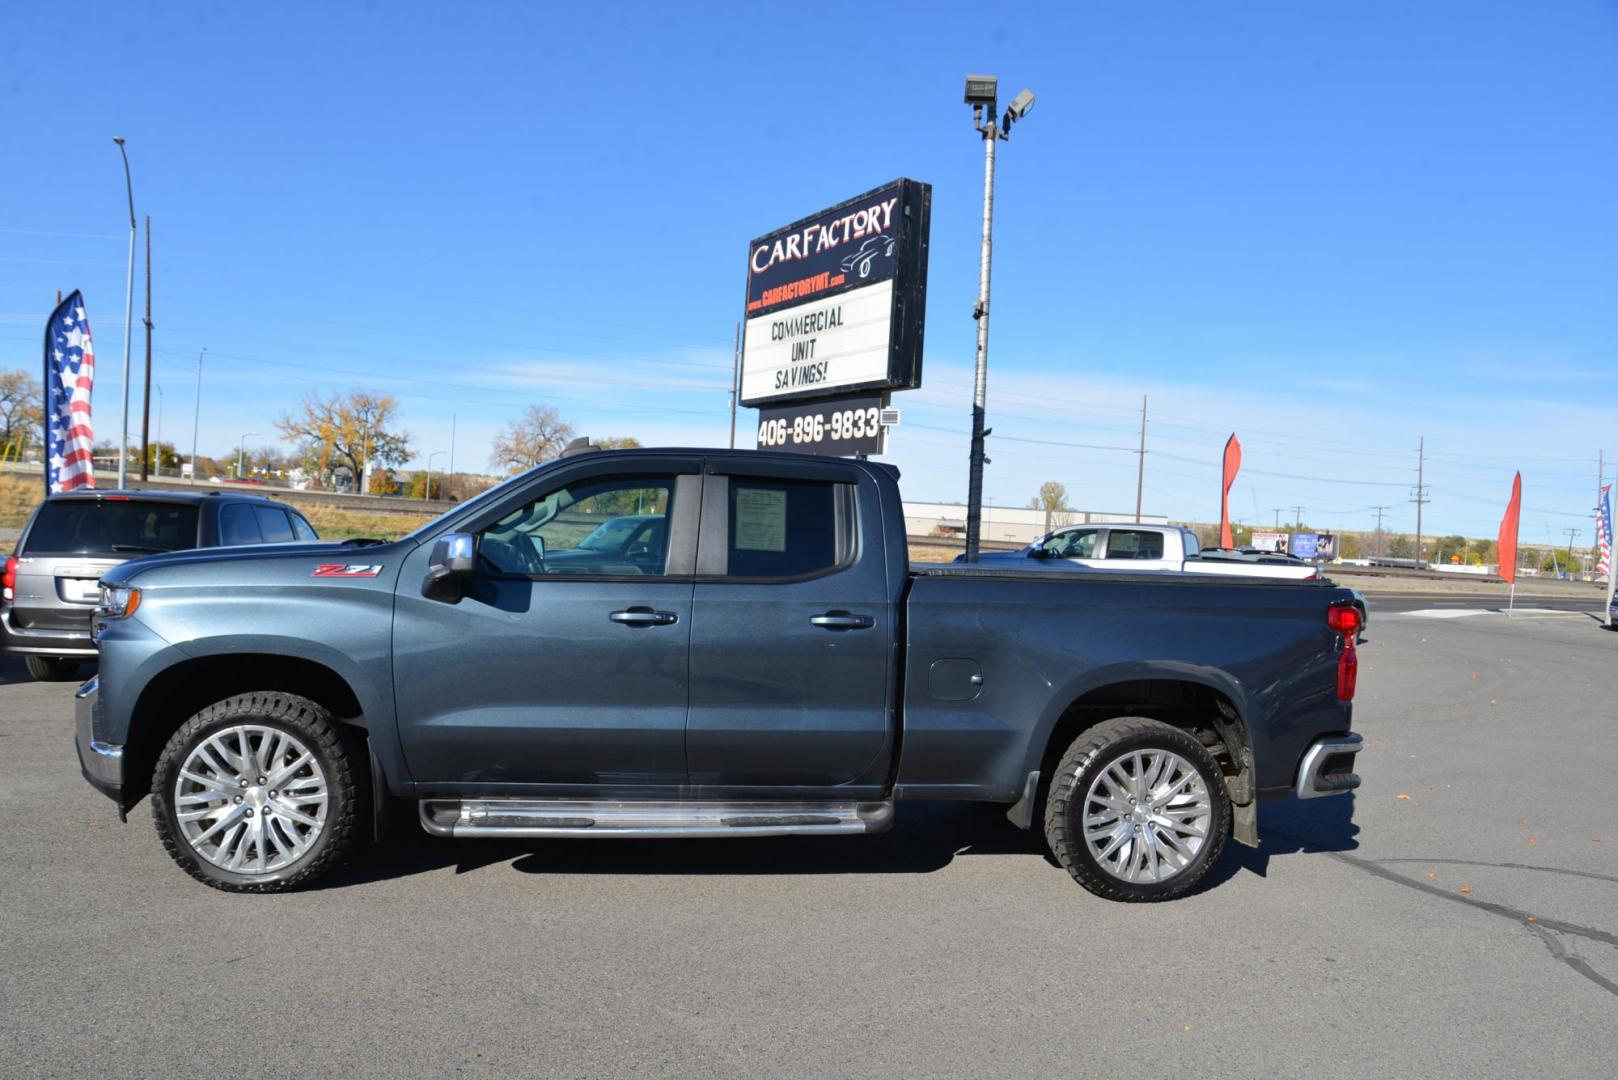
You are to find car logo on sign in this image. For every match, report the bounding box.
[311,564,383,578]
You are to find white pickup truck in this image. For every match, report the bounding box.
[1020,523,1321,580]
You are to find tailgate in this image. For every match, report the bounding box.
[10,556,123,630]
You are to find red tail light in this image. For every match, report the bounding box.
[1337,646,1358,701]
[2,555,16,602]
[1329,603,1360,702]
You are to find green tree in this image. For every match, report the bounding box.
[1430,535,1468,564]
[1387,534,1413,559]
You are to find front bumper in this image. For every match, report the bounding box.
[74,676,123,804]
[1294,733,1363,799]
[2,606,98,658]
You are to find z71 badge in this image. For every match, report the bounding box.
[311,564,383,578]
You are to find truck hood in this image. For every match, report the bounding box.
[102,538,413,586]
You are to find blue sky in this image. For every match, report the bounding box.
[2,1,1614,542]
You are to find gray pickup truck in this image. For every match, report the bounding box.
[77,445,1364,901]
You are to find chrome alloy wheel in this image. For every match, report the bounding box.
[173,724,329,874]
[1082,749,1212,884]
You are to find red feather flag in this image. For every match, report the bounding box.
[1219,434,1242,549]
[1497,472,1521,585]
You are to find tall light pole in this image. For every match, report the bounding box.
[238,431,259,480]
[113,137,136,489]
[189,347,206,482]
[962,76,1035,562]
[424,450,445,501]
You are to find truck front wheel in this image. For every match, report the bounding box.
[1044,717,1231,902]
[150,692,360,893]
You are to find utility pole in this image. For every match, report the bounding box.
[1410,436,1429,569]
[728,321,740,450]
[139,215,153,483]
[153,384,163,476]
[1291,506,1306,532]
[1133,394,1147,523]
[1564,527,1580,578]
[1270,508,1284,530]
[189,347,206,483]
[962,75,1035,562]
[1371,506,1391,559]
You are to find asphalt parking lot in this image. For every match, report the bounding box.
[4,598,1616,1078]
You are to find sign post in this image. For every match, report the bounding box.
[740,179,930,456]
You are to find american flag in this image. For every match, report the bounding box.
[1598,483,1612,577]
[44,290,97,493]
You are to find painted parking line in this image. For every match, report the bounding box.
[1397,607,1591,620]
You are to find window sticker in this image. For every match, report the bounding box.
[734,487,787,551]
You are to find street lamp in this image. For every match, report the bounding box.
[189,348,206,482]
[424,451,445,501]
[238,431,259,480]
[961,76,1035,562]
[113,137,136,489]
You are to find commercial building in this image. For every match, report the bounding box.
[904,501,1169,546]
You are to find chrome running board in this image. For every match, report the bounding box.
[419,798,894,839]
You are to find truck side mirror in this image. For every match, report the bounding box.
[422,532,477,601]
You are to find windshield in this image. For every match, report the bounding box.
[24,500,199,555]
[577,516,644,551]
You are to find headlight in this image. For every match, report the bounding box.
[96,585,142,619]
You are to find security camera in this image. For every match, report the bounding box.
[1006,89,1035,120]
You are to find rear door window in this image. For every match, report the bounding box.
[1104,530,1166,560]
[290,513,319,541]
[218,503,263,546]
[725,479,845,579]
[22,500,199,555]
[254,506,296,543]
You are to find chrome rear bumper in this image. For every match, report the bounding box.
[1295,733,1363,799]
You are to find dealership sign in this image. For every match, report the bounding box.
[740,179,931,408]
[757,394,886,457]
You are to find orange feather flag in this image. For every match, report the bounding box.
[1498,472,1521,584]
[1219,434,1242,549]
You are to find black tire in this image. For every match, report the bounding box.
[1044,716,1232,902]
[150,692,360,893]
[25,655,81,681]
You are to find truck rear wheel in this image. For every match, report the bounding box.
[1044,716,1231,902]
[150,692,360,893]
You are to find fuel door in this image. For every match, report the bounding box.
[928,657,984,702]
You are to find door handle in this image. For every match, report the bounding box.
[609,607,679,626]
[809,611,874,630]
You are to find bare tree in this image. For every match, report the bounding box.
[490,404,575,474]
[1032,480,1068,533]
[0,368,44,452]
[277,389,411,489]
